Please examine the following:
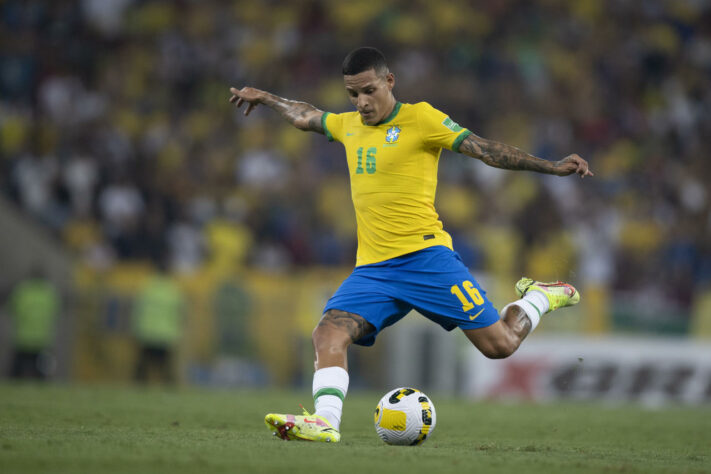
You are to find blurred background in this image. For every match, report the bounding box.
[0,0,710,403]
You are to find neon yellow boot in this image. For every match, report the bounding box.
[515,277,580,312]
[265,407,340,443]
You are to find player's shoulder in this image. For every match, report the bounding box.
[411,101,445,110]
[410,101,436,111]
[334,109,360,117]
[324,109,359,134]
[327,109,360,123]
[408,101,447,117]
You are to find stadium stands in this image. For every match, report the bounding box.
[1,0,709,337]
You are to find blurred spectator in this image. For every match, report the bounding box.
[62,152,99,218]
[6,266,60,380]
[132,260,185,384]
[97,174,145,259]
[166,217,205,274]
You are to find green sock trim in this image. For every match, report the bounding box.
[528,301,543,318]
[314,388,345,402]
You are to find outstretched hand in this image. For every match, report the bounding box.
[228,87,324,132]
[557,154,594,178]
[229,87,265,116]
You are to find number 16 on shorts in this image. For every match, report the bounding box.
[450,281,484,313]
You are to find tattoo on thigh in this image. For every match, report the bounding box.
[319,310,375,343]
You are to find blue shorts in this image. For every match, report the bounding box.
[323,246,500,346]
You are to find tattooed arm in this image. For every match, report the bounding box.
[229,86,325,133]
[458,133,593,177]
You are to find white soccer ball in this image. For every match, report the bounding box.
[373,387,436,446]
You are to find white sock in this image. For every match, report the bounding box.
[524,290,550,314]
[313,366,349,430]
[499,291,549,334]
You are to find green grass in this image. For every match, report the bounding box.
[0,383,709,474]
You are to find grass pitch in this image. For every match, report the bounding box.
[0,383,709,474]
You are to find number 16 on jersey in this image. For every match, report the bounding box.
[450,280,484,312]
[356,147,376,174]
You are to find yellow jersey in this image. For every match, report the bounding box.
[322,101,472,266]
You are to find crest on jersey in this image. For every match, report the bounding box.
[385,126,401,143]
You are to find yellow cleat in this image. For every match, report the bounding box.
[265,408,340,443]
[515,277,580,313]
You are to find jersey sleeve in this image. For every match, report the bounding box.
[416,102,472,152]
[322,112,345,143]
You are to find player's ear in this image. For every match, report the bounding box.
[385,72,395,90]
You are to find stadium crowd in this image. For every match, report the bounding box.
[1,0,710,327]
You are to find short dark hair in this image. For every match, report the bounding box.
[342,47,388,76]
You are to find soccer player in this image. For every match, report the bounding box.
[229,47,593,443]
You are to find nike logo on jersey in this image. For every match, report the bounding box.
[346,132,355,136]
[469,307,485,321]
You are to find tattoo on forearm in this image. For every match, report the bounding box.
[460,134,561,174]
[318,309,375,343]
[307,114,323,133]
[262,94,324,133]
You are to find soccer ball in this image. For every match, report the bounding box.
[373,387,436,446]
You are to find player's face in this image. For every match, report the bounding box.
[344,69,395,125]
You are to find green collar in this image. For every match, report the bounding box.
[368,101,402,126]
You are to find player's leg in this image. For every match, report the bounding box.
[393,246,580,359]
[265,261,412,443]
[311,309,375,428]
[462,305,533,359]
[266,273,405,443]
[265,309,375,442]
[463,278,580,358]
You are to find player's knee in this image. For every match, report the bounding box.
[311,323,350,353]
[311,325,328,350]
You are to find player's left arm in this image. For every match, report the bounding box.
[458,133,594,178]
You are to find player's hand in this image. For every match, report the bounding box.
[229,87,265,116]
[556,154,594,178]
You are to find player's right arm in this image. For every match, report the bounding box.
[229,87,325,134]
